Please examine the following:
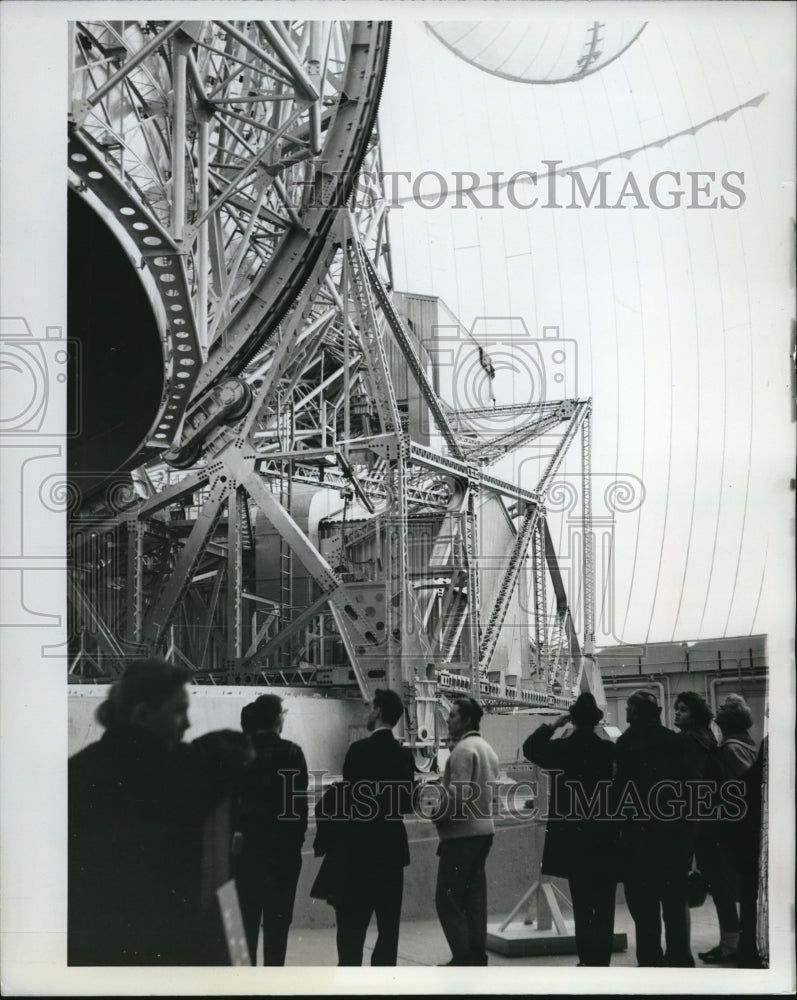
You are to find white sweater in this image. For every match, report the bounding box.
[436,731,499,840]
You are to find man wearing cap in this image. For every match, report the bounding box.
[613,689,694,967]
[523,692,618,966]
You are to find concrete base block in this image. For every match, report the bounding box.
[486,921,627,958]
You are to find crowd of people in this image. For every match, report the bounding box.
[524,689,766,968]
[68,658,766,969]
[68,660,499,967]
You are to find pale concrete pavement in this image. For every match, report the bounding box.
[269,901,723,967]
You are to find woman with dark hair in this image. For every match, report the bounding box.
[68,658,250,966]
[523,693,618,966]
[672,691,721,963]
[93,657,192,744]
[673,691,718,779]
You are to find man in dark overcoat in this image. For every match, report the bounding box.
[523,692,618,966]
[613,689,695,967]
[334,687,415,966]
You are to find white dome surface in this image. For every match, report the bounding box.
[426,20,647,84]
[380,13,795,649]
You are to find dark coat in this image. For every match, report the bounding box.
[310,730,414,906]
[68,726,247,966]
[523,724,617,882]
[233,731,308,867]
[678,725,723,854]
[309,782,352,905]
[342,728,416,872]
[310,729,415,906]
[613,720,693,875]
[732,737,767,967]
[677,725,719,780]
[722,736,765,862]
[717,731,757,780]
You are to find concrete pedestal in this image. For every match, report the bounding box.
[487,920,627,958]
[486,878,628,959]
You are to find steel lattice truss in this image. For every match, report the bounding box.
[67,19,599,762]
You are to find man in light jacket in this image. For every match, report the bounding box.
[433,697,499,966]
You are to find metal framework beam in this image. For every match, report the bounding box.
[344,216,403,436]
[190,22,390,396]
[361,238,465,459]
[479,503,541,675]
[464,400,577,465]
[581,404,595,652]
[243,592,330,672]
[226,486,244,662]
[532,512,548,676]
[538,399,590,493]
[68,19,599,743]
[141,480,229,648]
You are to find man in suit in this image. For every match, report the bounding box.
[335,688,416,966]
